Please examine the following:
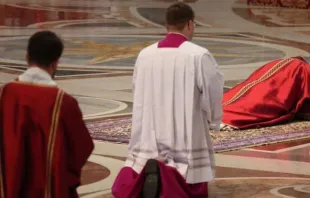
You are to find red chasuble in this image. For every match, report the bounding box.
[222,57,310,129]
[0,82,94,198]
[112,33,208,198]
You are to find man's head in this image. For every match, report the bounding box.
[165,3,195,40]
[27,31,64,78]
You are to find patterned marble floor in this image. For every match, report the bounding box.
[1,0,310,197]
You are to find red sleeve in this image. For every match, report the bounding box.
[62,94,94,187]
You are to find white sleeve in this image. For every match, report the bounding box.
[132,66,137,94]
[132,56,140,94]
[197,53,224,131]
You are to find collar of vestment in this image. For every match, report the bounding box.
[18,67,57,86]
[158,32,188,48]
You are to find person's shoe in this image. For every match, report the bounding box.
[141,159,161,198]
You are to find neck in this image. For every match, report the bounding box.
[29,65,53,78]
[167,31,189,40]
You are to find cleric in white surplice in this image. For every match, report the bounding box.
[112,3,224,198]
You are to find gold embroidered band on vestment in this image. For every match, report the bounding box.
[223,58,294,106]
[45,89,64,198]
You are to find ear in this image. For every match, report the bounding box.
[187,20,193,29]
[191,20,195,27]
[51,59,59,69]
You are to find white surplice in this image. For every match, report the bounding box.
[125,41,224,184]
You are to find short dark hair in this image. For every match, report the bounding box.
[27,31,64,67]
[166,3,195,30]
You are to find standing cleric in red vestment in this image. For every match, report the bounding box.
[221,57,310,130]
[0,31,94,198]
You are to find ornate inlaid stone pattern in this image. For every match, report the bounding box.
[2,0,310,197]
[248,0,310,8]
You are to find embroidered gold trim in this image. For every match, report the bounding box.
[223,58,294,106]
[0,87,5,198]
[45,89,64,198]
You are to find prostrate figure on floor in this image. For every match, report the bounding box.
[112,3,224,198]
[221,57,310,130]
[0,31,94,198]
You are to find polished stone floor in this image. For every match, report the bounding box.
[1,0,310,197]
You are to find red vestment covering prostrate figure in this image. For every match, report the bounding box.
[222,57,310,130]
[0,82,94,198]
